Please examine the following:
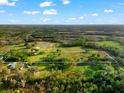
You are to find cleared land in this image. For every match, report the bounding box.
[0,25,124,93]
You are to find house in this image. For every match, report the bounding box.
[0,54,3,61]
[31,47,40,52]
[7,62,17,69]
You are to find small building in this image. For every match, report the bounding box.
[31,47,40,52]
[0,54,3,61]
[81,50,87,53]
[7,62,17,69]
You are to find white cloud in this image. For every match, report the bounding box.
[43,9,57,15]
[0,10,6,14]
[9,19,19,23]
[24,11,40,15]
[12,0,18,1]
[40,18,51,22]
[104,9,114,13]
[8,13,16,16]
[79,16,84,19]
[40,1,55,7]
[91,13,99,17]
[69,17,76,20]
[62,0,70,5]
[118,3,124,6]
[0,0,16,6]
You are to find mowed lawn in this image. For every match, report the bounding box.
[27,41,56,62]
[96,41,124,54]
[0,45,15,53]
[60,47,84,62]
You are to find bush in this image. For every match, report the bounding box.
[3,50,28,62]
[60,38,87,47]
[42,49,71,70]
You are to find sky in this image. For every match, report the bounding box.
[0,0,124,24]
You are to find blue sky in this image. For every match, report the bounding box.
[0,0,124,24]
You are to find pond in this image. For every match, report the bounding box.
[37,43,50,48]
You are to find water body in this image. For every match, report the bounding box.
[37,43,49,48]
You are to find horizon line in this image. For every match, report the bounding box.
[0,24,124,26]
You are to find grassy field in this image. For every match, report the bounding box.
[0,25,124,93]
[60,47,83,62]
[96,41,124,53]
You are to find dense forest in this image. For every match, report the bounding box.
[0,25,124,93]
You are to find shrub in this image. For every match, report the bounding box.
[3,50,28,62]
[42,49,71,70]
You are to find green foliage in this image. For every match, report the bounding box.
[1,26,124,93]
[85,41,124,57]
[43,49,71,70]
[3,50,28,62]
[60,38,87,47]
